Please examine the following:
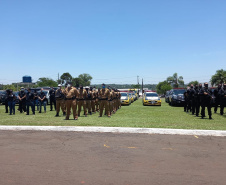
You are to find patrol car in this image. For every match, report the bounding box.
[120,92,131,105]
[143,91,161,106]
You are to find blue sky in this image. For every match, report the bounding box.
[0,0,225,85]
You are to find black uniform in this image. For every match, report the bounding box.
[186,88,192,112]
[199,87,212,119]
[219,86,226,115]
[26,91,35,115]
[195,86,202,117]
[4,90,10,113]
[18,90,26,113]
[49,88,56,111]
[213,86,222,113]
[184,91,189,112]
[189,87,196,114]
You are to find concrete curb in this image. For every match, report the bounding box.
[0,126,226,137]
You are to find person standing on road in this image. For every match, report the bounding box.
[18,87,26,113]
[219,83,226,115]
[38,88,47,113]
[64,83,79,120]
[55,84,66,117]
[8,90,16,115]
[213,84,222,113]
[49,87,56,111]
[26,88,35,115]
[199,83,212,119]
[98,83,110,117]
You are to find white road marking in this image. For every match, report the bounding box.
[0,126,226,137]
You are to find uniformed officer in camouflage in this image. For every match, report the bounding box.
[90,87,96,113]
[64,82,79,120]
[55,84,66,117]
[108,88,114,115]
[86,87,92,115]
[98,83,110,117]
[77,85,87,117]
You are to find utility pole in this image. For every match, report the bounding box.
[58,73,59,83]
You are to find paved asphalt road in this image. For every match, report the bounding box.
[1,131,226,185]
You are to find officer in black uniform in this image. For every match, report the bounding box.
[4,89,10,113]
[38,88,47,113]
[219,83,226,115]
[49,87,56,111]
[183,87,189,112]
[8,90,16,115]
[199,83,212,119]
[26,88,35,115]
[34,90,39,111]
[18,87,26,113]
[213,84,222,113]
[189,84,196,114]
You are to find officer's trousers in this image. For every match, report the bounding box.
[39,101,47,112]
[8,101,15,115]
[26,101,35,115]
[196,100,201,116]
[65,99,78,120]
[50,98,56,111]
[91,100,96,112]
[214,98,221,113]
[78,100,87,116]
[95,99,99,111]
[191,99,197,114]
[5,101,8,113]
[99,100,110,117]
[109,101,113,115]
[86,100,91,113]
[19,101,26,113]
[220,99,226,115]
[56,99,65,114]
[201,102,211,118]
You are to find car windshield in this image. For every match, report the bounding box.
[121,93,128,96]
[37,91,48,95]
[173,89,185,95]
[146,93,158,97]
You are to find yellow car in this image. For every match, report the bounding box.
[143,92,161,106]
[120,92,131,105]
[129,93,134,103]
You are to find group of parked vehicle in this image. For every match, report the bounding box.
[165,88,186,106]
[120,91,138,105]
[165,87,220,107]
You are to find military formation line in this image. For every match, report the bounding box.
[3,83,122,120]
[183,82,226,119]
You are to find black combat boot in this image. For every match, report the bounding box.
[55,113,59,117]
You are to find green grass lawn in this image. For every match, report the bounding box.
[0,99,225,130]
